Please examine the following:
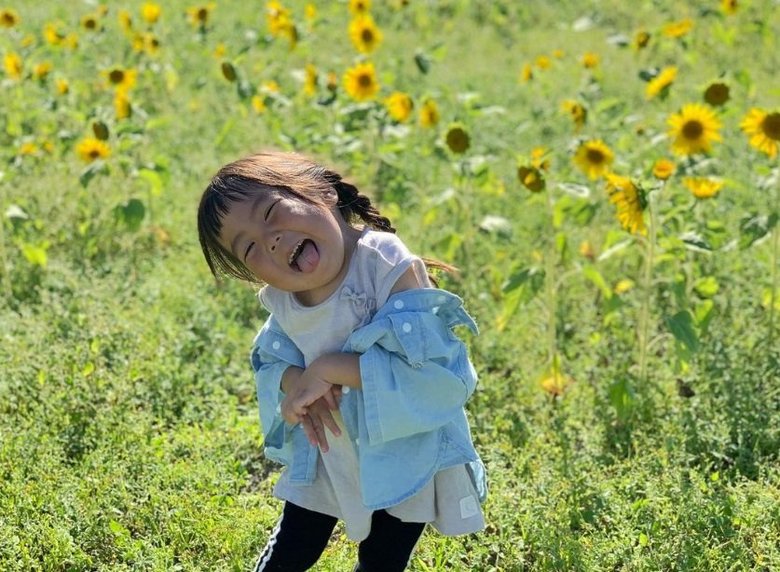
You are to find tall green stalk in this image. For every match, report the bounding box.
[637,189,657,383]
[0,188,11,301]
[768,179,780,346]
[544,187,558,366]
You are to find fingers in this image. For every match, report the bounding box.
[323,390,338,411]
[317,406,341,438]
[302,413,329,453]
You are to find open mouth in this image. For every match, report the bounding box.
[288,239,314,271]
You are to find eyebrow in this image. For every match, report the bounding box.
[229,194,266,259]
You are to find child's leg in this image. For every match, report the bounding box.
[354,510,426,572]
[253,502,338,572]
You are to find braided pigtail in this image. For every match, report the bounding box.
[329,175,396,233]
[325,171,457,286]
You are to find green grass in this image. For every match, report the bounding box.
[2,0,780,570]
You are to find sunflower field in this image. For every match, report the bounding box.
[2,0,780,570]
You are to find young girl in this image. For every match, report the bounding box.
[197,151,487,572]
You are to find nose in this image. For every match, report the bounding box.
[269,235,280,252]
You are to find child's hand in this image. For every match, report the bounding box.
[299,391,343,453]
[280,366,338,424]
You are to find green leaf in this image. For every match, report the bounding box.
[414,51,431,74]
[608,378,635,423]
[20,243,48,267]
[739,213,778,249]
[582,265,612,298]
[79,161,108,189]
[113,199,146,231]
[138,169,163,197]
[664,311,699,353]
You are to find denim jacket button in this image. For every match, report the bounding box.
[394,300,404,309]
[272,341,281,350]
[402,322,412,333]
[342,386,350,394]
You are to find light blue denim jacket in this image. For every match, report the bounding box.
[250,288,488,510]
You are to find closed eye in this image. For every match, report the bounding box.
[243,242,254,261]
[265,199,279,220]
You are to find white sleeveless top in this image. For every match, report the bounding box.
[259,229,484,540]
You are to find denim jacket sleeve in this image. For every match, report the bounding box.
[250,315,305,466]
[343,289,479,447]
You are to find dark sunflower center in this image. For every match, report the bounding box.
[89,149,100,159]
[85,18,96,29]
[586,148,605,164]
[361,28,374,42]
[1,14,14,26]
[704,83,729,105]
[762,113,780,140]
[358,74,372,88]
[109,70,125,84]
[197,8,208,22]
[682,120,704,140]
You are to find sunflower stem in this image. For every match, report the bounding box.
[768,174,780,346]
[0,191,11,301]
[637,189,657,384]
[544,186,558,366]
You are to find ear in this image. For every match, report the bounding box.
[323,185,339,207]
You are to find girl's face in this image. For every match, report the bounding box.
[218,189,361,306]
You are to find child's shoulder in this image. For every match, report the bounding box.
[358,229,413,263]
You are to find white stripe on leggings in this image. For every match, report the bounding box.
[254,513,285,572]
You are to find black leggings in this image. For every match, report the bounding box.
[253,502,426,572]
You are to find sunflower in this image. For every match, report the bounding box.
[703,82,730,107]
[445,125,470,154]
[740,108,780,158]
[633,30,651,50]
[141,3,161,24]
[33,61,52,80]
[303,63,317,96]
[43,23,65,45]
[3,52,22,80]
[81,13,100,31]
[574,140,614,180]
[55,77,69,95]
[384,91,413,122]
[76,137,111,162]
[187,3,216,28]
[581,52,599,69]
[419,98,439,128]
[143,33,160,55]
[266,1,297,45]
[561,99,587,130]
[646,66,677,100]
[0,9,19,27]
[115,91,132,119]
[662,18,694,38]
[683,177,723,199]
[118,10,133,33]
[349,15,383,53]
[517,165,545,192]
[103,67,137,91]
[251,95,268,114]
[531,147,550,171]
[667,103,722,156]
[519,63,533,82]
[721,0,738,15]
[349,0,370,15]
[343,61,379,101]
[605,173,646,235]
[535,55,551,70]
[652,158,675,180]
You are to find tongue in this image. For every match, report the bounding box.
[296,240,319,273]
